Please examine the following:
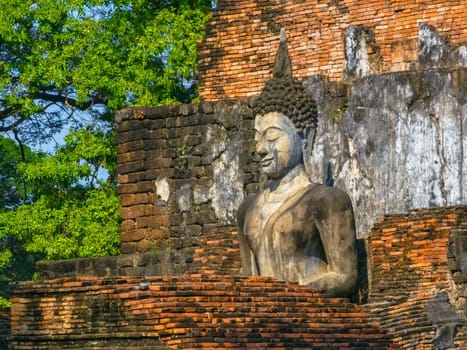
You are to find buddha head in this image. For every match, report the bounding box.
[253,74,317,180]
[254,111,302,179]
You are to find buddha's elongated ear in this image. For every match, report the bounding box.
[298,126,316,149]
[305,125,317,154]
[302,125,317,179]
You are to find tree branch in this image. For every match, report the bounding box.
[0,89,109,131]
[0,105,22,120]
[34,91,108,111]
[0,116,27,132]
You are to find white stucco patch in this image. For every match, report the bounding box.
[154,176,170,202]
[176,184,192,213]
[211,138,244,225]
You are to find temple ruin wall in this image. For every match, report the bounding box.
[198,0,467,100]
[115,68,466,254]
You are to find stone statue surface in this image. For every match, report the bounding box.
[237,30,358,297]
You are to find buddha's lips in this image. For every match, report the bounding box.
[260,157,273,167]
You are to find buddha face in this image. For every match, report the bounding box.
[254,111,303,179]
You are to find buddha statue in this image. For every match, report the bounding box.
[237,31,358,297]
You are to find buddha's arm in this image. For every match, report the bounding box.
[310,188,358,296]
[237,227,257,276]
[237,195,258,276]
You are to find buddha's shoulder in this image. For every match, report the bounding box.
[301,183,353,208]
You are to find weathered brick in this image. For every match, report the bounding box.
[365,206,467,349]
[120,193,149,207]
[198,0,467,100]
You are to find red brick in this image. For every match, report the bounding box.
[198,0,467,100]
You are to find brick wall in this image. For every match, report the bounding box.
[113,67,466,261]
[198,0,467,100]
[364,206,467,349]
[9,197,467,345]
[116,102,256,258]
[6,206,466,348]
[8,274,399,349]
[35,226,242,279]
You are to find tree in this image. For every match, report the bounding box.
[0,0,214,304]
[2,127,119,254]
[0,0,213,141]
[0,128,120,305]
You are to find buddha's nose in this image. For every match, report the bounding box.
[256,142,268,157]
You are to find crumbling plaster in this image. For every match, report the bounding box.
[305,68,466,236]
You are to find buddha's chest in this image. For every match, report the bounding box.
[244,198,318,253]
